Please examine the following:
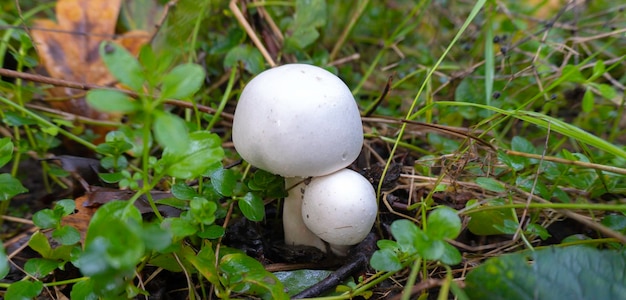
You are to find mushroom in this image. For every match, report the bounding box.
[301,169,377,256]
[232,64,369,252]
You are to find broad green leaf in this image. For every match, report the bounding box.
[238,192,265,222]
[220,253,288,300]
[560,64,585,83]
[601,214,626,234]
[55,199,75,216]
[159,131,224,179]
[465,246,626,299]
[466,199,514,235]
[100,42,144,91]
[98,172,124,183]
[24,258,61,279]
[80,201,144,279]
[439,242,462,265]
[52,225,81,245]
[153,110,190,154]
[86,90,140,113]
[426,207,461,240]
[0,173,28,201]
[208,167,237,197]
[163,217,197,238]
[5,280,43,300]
[141,222,172,252]
[511,136,537,155]
[185,241,220,286]
[224,45,265,74]
[0,137,13,168]
[190,197,217,225]
[581,88,594,113]
[32,209,59,229]
[0,244,8,280]
[284,0,327,50]
[161,63,205,99]
[370,248,402,272]
[390,219,419,254]
[475,177,506,193]
[498,150,526,171]
[197,224,225,239]
[28,231,52,258]
[70,278,99,300]
[171,181,198,200]
[274,269,334,296]
[591,60,605,79]
[596,83,617,101]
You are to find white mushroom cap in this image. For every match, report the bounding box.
[232,64,363,178]
[301,169,377,255]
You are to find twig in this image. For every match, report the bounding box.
[229,0,276,67]
[0,68,233,120]
[293,233,378,298]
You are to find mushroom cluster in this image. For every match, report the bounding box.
[232,64,377,256]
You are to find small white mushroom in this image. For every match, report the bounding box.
[301,169,377,256]
[232,64,364,252]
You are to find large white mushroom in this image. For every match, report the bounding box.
[232,64,376,254]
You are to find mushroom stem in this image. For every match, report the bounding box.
[283,177,326,251]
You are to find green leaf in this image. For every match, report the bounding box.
[190,197,217,225]
[0,137,13,168]
[98,172,125,183]
[28,231,52,258]
[465,246,626,300]
[161,63,205,99]
[370,248,402,272]
[163,217,197,238]
[159,131,224,179]
[5,280,43,300]
[0,173,28,201]
[0,244,9,280]
[560,64,585,83]
[24,258,61,279]
[79,201,144,279]
[55,199,76,216]
[596,83,617,101]
[52,225,81,245]
[171,181,198,200]
[70,278,99,300]
[208,166,237,197]
[220,253,288,299]
[141,221,172,252]
[100,42,144,91]
[602,214,626,234]
[238,192,265,222]
[32,209,59,229]
[274,269,334,296]
[475,177,506,193]
[197,224,225,239]
[582,88,594,113]
[391,219,419,254]
[439,242,462,265]
[466,199,515,235]
[86,89,140,113]
[511,136,537,155]
[223,45,265,74]
[153,110,190,154]
[591,60,605,79]
[284,0,327,50]
[426,207,461,240]
[185,241,221,286]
